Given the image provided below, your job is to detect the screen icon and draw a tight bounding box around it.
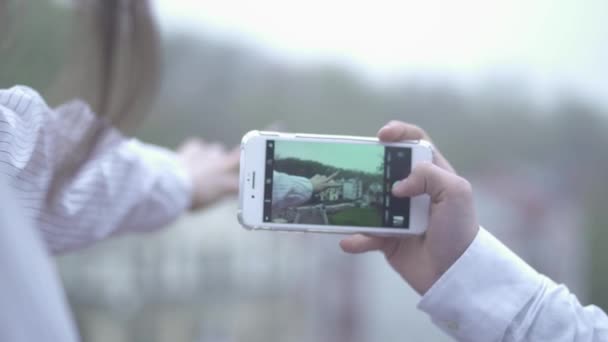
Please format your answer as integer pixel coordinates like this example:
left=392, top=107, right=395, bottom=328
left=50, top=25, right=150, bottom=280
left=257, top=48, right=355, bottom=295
left=392, top=216, right=404, bottom=227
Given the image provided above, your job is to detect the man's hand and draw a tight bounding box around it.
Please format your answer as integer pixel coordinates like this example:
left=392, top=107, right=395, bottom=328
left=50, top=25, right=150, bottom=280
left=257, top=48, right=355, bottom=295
left=177, top=139, right=240, bottom=211
left=310, top=171, right=340, bottom=193
left=339, top=121, right=479, bottom=295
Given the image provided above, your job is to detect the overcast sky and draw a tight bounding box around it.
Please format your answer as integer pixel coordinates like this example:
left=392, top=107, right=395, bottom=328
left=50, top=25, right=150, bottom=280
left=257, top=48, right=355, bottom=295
left=154, top=0, right=608, bottom=109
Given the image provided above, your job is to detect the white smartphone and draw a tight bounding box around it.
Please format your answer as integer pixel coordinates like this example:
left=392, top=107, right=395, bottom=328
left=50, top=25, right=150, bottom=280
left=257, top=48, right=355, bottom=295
left=237, top=131, right=433, bottom=236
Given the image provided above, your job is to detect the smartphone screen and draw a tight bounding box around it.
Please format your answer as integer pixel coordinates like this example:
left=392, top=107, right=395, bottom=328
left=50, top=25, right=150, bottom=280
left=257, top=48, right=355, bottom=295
left=262, top=140, right=412, bottom=229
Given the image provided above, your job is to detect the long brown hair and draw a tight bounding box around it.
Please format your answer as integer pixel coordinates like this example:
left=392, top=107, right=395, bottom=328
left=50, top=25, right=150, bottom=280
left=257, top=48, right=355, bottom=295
left=72, top=0, right=160, bottom=132
left=1, top=0, right=160, bottom=207
left=87, top=0, right=160, bottom=131
left=1, top=0, right=160, bottom=129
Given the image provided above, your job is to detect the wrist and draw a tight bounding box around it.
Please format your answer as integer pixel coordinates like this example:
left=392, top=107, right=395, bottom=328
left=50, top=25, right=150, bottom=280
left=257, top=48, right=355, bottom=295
left=432, top=224, right=480, bottom=290
left=174, top=156, right=195, bottom=210
left=418, top=227, right=542, bottom=340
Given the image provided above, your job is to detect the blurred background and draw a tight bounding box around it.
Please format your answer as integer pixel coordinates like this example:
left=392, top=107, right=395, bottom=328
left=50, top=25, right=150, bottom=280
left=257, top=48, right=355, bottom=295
left=2, top=0, right=608, bottom=341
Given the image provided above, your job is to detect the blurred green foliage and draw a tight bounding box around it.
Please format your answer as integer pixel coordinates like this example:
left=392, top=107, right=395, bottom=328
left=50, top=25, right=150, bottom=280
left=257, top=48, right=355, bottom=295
left=0, top=0, right=70, bottom=95
left=329, top=207, right=382, bottom=227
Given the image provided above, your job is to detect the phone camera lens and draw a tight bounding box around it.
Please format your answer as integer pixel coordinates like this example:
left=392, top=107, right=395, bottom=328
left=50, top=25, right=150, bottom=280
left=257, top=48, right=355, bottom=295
left=251, top=195, right=255, bottom=199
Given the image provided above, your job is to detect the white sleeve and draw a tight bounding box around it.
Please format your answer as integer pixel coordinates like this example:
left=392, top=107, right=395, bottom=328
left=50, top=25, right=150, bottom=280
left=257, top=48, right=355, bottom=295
left=418, top=227, right=608, bottom=342
left=0, top=85, right=193, bottom=254
left=272, top=171, right=313, bottom=209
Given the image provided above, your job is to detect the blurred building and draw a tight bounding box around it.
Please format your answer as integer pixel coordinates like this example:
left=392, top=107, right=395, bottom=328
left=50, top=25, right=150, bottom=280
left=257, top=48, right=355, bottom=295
left=319, top=186, right=341, bottom=202
left=342, top=179, right=363, bottom=200
left=365, top=183, right=383, bottom=205
left=318, top=178, right=365, bottom=202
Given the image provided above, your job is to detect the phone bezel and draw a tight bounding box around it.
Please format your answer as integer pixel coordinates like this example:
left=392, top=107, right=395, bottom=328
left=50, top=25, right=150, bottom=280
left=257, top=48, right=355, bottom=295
left=238, top=130, right=432, bottom=236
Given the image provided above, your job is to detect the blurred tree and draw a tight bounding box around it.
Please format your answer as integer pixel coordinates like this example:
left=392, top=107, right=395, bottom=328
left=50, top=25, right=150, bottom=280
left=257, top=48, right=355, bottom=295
left=0, top=0, right=70, bottom=98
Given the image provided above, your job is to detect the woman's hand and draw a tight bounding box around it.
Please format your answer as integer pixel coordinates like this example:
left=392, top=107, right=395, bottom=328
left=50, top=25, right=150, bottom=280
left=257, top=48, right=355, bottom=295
left=339, top=121, right=479, bottom=295
left=310, top=171, right=340, bottom=193
left=177, top=139, right=240, bottom=211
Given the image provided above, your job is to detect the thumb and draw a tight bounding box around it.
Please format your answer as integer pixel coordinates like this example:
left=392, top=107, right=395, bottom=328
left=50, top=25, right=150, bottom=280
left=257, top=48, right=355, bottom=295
left=392, top=162, right=470, bottom=202
left=222, top=146, right=241, bottom=171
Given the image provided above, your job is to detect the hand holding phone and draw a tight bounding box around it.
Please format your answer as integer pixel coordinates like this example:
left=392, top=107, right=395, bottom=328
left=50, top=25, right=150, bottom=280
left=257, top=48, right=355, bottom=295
left=340, top=121, right=479, bottom=295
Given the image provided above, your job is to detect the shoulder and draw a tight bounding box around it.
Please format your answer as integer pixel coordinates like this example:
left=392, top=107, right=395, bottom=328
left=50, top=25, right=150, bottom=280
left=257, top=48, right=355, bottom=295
left=0, top=85, right=48, bottom=114
left=0, top=85, right=97, bottom=134
left=0, top=85, right=52, bottom=132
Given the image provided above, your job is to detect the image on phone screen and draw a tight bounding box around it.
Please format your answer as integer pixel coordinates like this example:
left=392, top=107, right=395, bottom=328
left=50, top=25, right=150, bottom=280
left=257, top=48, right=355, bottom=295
left=262, top=140, right=412, bottom=228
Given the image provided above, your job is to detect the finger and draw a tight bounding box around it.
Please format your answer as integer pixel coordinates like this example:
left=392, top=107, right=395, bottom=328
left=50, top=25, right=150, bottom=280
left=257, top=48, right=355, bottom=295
left=222, top=146, right=241, bottom=170
left=220, top=175, right=240, bottom=195
left=340, top=234, right=392, bottom=254
left=392, top=162, right=469, bottom=201
left=326, top=171, right=340, bottom=181
left=378, top=121, right=427, bottom=142
left=378, top=121, right=454, bottom=172
left=431, top=149, right=455, bottom=173
left=207, top=142, right=226, bottom=153
left=177, top=138, right=204, bottom=154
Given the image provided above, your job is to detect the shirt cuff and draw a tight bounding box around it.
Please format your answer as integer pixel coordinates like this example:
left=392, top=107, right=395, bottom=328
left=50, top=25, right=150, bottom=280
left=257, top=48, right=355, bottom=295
left=124, top=140, right=194, bottom=221
left=171, top=153, right=195, bottom=209
left=417, top=227, right=543, bottom=342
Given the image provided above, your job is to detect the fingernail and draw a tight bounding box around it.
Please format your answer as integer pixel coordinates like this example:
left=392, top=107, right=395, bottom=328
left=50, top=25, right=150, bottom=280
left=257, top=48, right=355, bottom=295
left=391, top=180, right=401, bottom=192
left=378, top=125, right=391, bottom=137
